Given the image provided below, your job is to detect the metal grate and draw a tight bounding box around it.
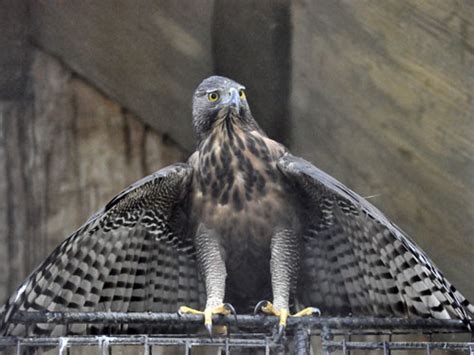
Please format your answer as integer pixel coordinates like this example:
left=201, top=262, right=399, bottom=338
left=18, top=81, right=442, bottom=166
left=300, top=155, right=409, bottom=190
left=1, top=312, right=473, bottom=354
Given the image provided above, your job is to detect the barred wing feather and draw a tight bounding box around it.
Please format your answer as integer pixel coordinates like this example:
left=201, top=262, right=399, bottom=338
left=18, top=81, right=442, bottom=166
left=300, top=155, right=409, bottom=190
left=278, top=153, right=473, bottom=325
left=0, top=163, right=205, bottom=336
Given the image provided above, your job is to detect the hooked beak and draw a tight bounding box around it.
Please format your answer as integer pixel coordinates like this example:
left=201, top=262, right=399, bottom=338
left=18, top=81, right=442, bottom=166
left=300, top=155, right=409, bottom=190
left=222, top=88, right=240, bottom=111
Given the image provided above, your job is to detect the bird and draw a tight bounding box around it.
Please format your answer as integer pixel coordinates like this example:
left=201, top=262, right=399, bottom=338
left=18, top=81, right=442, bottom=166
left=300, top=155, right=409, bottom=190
left=1, top=75, right=472, bottom=338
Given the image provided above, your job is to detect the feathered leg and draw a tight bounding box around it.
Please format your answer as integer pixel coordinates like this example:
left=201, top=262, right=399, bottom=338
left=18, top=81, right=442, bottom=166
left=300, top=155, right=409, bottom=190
left=179, top=224, right=235, bottom=335
left=255, top=228, right=319, bottom=338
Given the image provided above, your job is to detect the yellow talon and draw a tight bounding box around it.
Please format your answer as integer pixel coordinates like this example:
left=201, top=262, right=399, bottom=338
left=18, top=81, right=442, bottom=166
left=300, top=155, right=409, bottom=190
left=204, top=307, right=213, bottom=328
left=293, top=306, right=321, bottom=318
left=261, top=302, right=280, bottom=316
left=178, top=306, right=205, bottom=315
left=254, top=301, right=320, bottom=340
left=279, top=308, right=289, bottom=327
left=255, top=301, right=320, bottom=319
left=178, top=303, right=236, bottom=336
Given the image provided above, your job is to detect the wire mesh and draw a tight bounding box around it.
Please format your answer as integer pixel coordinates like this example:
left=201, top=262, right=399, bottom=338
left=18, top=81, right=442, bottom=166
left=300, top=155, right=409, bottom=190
left=0, top=312, right=472, bottom=354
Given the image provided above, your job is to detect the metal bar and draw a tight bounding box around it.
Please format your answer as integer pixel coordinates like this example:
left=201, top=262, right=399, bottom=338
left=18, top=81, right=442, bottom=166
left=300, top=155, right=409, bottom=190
left=225, top=337, right=230, bottom=355
left=321, top=325, right=333, bottom=355
left=426, top=342, right=432, bottom=355
left=0, top=335, right=272, bottom=348
left=143, top=336, right=149, bottom=355
left=10, top=312, right=472, bottom=332
left=294, top=325, right=310, bottom=355
left=58, top=337, right=68, bottom=355
left=4, top=312, right=473, bottom=353
left=99, top=336, right=110, bottom=355
left=323, top=341, right=474, bottom=351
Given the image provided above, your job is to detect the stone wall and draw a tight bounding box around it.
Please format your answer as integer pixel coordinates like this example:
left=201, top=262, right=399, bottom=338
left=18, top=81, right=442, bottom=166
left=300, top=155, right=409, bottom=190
left=290, top=0, right=474, bottom=300
left=0, top=0, right=472, bottom=315
left=0, top=50, right=185, bottom=303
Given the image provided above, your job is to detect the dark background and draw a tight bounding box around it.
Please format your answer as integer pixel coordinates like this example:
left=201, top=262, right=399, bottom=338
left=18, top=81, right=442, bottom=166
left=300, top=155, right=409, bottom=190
left=0, top=0, right=472, bottom=307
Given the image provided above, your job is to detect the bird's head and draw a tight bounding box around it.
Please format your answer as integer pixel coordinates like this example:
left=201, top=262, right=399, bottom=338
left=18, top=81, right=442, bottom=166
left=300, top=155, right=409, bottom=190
left=192, top=76, right=256, bottom=141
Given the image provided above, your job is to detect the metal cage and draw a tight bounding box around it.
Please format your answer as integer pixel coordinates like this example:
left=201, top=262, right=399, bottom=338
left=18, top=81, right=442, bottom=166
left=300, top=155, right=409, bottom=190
left=0, top=312, right=473, bottom=354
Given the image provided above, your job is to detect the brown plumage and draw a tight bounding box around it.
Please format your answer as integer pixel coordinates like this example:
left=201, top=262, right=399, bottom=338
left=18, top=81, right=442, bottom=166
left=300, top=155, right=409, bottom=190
left=189, top=102, right=295, bottom=311
left=1, top=75, right=472, bottom=338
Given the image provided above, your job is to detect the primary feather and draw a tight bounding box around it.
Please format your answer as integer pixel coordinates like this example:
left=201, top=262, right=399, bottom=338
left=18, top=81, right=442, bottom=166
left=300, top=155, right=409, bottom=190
left=1, top=164, right=205, bottom=336
left=278, top=154, right=472, bottom=324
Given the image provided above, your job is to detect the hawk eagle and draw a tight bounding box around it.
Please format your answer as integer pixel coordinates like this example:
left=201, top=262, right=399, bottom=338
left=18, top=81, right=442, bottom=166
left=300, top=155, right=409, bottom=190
left=1, top=76, right=472, bottom=337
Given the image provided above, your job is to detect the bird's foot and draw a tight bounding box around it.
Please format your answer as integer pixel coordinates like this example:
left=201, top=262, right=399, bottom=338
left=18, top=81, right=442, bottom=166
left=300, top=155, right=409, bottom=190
left=254, top=301, right=320, bottom=340
left=292, top=307, right=321, bottom=318
left=254, top=300, right=288, bottom=340
left=178, top=303, right=236, bottom=336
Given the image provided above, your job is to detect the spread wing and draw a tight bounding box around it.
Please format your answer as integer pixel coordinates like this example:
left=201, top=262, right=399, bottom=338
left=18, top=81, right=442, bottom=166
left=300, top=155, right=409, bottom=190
left=0, top=163, right=205, bottom=336
left=278, top=153, right=473, bottom=323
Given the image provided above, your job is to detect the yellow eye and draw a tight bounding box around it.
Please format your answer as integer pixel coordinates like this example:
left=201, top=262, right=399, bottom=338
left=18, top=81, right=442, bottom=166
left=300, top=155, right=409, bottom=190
left=239, top=89, right=246, bottom=100
left=208, top=91, right=220, bottom=102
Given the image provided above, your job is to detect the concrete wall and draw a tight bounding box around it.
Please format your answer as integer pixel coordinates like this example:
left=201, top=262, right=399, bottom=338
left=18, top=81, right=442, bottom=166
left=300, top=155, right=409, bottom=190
left=0, top=50, right=185, bottom=301
left=290, top=0, right=474, bottom=301
left=0, top=0, right=472, bottom=307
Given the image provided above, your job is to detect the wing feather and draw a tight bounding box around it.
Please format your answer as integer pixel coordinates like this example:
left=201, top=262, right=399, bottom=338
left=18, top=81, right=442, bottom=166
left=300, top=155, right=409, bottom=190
left=278, top=153, right=472, bottom=324
left=1, top=163, right=204, bottom=336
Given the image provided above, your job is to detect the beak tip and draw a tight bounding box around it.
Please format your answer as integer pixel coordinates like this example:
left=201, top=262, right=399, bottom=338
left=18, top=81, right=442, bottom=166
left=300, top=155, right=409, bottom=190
left=224, top=89, right=241, bottom=111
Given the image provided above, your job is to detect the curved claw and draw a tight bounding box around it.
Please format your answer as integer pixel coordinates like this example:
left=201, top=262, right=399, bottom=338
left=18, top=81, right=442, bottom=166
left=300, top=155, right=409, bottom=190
left=204, top=307, right=213, bottom=337
left=275, top=324, right=286, bottom=342
left=275, top=308, right=289, bottom=342
left=205, top=322, right=213, bottom=339
left=223, top=303, right=237, bottom=318
left=253, top=300, right=270, bottom=315
left=202, top=303, right=236, bottom=338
